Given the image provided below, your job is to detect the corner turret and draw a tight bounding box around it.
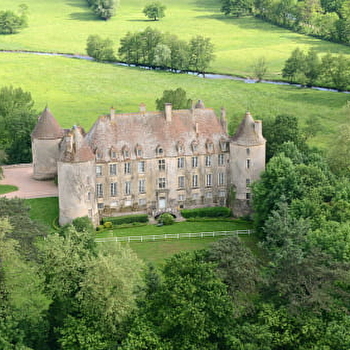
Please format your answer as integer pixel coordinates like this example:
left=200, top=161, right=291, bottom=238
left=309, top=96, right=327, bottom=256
left=229, top=112, right=266, bottom=216
left=31, top=107, right=64, bottom=180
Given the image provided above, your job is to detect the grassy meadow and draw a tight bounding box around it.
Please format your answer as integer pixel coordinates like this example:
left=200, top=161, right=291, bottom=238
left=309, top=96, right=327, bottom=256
left=0, top=184, right=18, bottom=194
left=0, top=52, right=348, bottom=148
left=1, top=0, right=350, bottom=78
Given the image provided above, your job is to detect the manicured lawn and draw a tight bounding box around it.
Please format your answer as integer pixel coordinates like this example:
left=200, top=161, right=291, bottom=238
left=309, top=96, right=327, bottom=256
left=26, top=197, right=59, bottom=228
left=96, top=219, right=252, bottom=238
left=1, top=0, right=350, bottom=78
left=0, top=53, right=347, bottom=149
left=0, top=184, right=18, bottom=194
left=125, top=234, right=259, bottom=265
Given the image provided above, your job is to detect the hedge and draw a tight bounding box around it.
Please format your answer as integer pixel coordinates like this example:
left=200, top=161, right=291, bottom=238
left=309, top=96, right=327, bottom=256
left=180, top=206, right=231, bottom=219
left=102, top=214, right=149, bottom=225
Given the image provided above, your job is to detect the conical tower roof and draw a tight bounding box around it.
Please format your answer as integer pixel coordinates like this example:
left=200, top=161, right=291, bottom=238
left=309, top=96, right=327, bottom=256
left=31, top=107, right=63, bottom=139
left=231, top=112, right=265, bottom=146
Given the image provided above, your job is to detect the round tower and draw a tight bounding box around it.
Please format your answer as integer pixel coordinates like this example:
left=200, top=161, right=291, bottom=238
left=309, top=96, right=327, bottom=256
left=229, top=112, right=266, bottom=216
left=31, top=107, right=64, bottom=180
left=58, top=126, right=99, bottom=226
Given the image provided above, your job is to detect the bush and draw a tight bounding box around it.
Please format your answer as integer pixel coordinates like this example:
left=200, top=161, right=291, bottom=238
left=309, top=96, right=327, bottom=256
left=158, top=213, right=174, bottom=225
left=96, top=225, right=105, bottom=231
left=72, top=216, right=94, bottom=232
left=181, top=206, right=231, bottom=219
left=102, top=214, right=149, bottom=226
left=103, top=221, right=113, bottom=229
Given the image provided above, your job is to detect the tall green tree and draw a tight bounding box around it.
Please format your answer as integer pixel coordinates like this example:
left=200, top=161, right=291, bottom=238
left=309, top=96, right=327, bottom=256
left=188, top=36, right=215, bottom=75
left=282, top=47, right=306, bottom=82
left=220, top=0, right=254, bottom=16
left=86, top=34, right=115, bottom=61
left=89, top=0, right=119, bottom=20
left=143, top=2, right=166, bottom=21
left=156, top=87, right=192, bottom=111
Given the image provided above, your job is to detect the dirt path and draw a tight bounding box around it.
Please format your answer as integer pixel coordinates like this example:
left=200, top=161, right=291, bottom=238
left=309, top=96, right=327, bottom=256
left=0, top=164, right=58, bottom=199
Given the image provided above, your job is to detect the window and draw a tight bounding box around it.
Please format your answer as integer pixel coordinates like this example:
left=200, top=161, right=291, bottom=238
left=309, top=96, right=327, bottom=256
left=109, top=163, right=117, bottom=176
left=156, top=146, right=164, bottom=156
left=139, top=179, right=145, bottom=193
left=178, top=176, right=185, bottom=188
left=97, top=203, right=104, bottom=209
left=124, top=162, right=131, bottom=174
left=178, top=194, right=185, bottom=201
left=220, top=140, right=228, bottom=151
left=246, top=148, right=250, bottom=155
left=218, top=172, right=225, bottom=185
left=110, top=182, right=117, bottom=197
left=206, top=173, right=212, bottom=187
left=207, top=142, right=214, bottom=152
left=192, top=141, right=198, bottom=152
left=158, top=159, right=165, bottom=171
left=135, top=146, right=142, bottom=157
left=96, top=183, right=103, bottom=198
left=177, top=157, right=185, bottom=168
left=139, top=198, right=147, bottom=206
left=96, top=165, right=102, bottom=177
left=246, top=159, right=251, bottom=169
left=158, top=177, right=166, bottom=189
left=138, top=161, right=145, bottom=173
left=246, top=178, right=251, bottom=187
left=125, top=181, right=131, bottom=195
left=192, top=156, right=198, bottom=168
left=87, top=192, right=91, bottom=200
left=205, top=192, right=212, bottom=198
left=192, top=174, right=198, bottom=188
left=96, top=151, right=102, bottom=160
left=219, top=190, right=226, bottom=197
left=246, top=192, right=251, bottom=200
left=193, top=193, right=199, bottom=199
left=111, top=150, right=117, bottom=159
left=177, top=142, right=184, bottom=154
left=218, top=154, right=225, bottom=166
left=205, top=155, right=212, bottom=167
left=122, top=147, right=130, bottom=159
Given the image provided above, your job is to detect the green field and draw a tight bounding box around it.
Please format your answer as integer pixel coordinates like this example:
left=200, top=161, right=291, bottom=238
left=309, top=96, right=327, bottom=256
left=0, top=0, right=350, bottom=78
left=0, top=184, right=18, bottom=194
left=26, top=197, right=59, bottom=228
left=0, top=53, right=348, bottom=149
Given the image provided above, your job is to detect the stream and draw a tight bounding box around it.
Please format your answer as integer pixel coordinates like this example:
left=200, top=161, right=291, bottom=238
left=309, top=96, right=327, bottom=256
left=1, top=49, right=349, bottom=94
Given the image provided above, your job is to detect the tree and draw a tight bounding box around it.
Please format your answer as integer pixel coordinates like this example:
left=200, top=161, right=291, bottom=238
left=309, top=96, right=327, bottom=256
left=0, top=5, right=28, bottom=34
left=153, top=43, right=171, bottom=69
left=89, top=0, right=119, bottom=20
left=252, top=56, right=268, bottom=81
left=0, top=86, right=37, bottom=164
left=303, top=49, right=321, bottom=86
left=220, top=0, right=254, bottom=16
left=143, top=2, right=166, bottom=21
left=188, top=36, right=215, bottom=75
left=282, top=47, right=306, bottom=82
left=156, top=87, right=192, bottom=111
left=86, top=35, right=115, bottom=62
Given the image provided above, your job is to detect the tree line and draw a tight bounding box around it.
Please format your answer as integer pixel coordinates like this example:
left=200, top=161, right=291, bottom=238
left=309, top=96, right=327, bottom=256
left=282, top=47, right=350, bottom=90
left=220, top=0, right=350, bottom=45
left=86, top=27, right=215, bottom=75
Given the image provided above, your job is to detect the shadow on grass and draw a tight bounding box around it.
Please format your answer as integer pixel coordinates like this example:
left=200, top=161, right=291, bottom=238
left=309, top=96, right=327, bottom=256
left=69, top=12, right=98, bottom=21
left=128, top=19, right=157, bottom=22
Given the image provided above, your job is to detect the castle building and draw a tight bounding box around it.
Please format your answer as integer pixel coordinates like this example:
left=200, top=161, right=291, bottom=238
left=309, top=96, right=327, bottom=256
left=31, top=101, right=266, bottom=226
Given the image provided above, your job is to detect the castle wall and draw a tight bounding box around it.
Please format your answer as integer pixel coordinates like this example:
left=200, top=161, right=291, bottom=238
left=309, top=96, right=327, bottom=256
left=32, top=138, right=61, bottom=180
left=58, top=160, right=98, bottom=226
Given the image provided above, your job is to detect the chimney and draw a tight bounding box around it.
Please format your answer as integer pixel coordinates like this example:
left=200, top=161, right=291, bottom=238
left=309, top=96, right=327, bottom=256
left=139, top=103, right=146, bottom=113
left=165, top=103, right=172, bottom=122
left=254, top=120, right=262, bottom=137
left=220, top=107, right=227, bottom=132
left=110, top=107, right=115, bottom=119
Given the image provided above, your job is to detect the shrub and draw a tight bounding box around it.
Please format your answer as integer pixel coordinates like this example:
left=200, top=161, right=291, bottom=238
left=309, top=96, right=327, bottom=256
left=158, top=213, right=174, bottom=225
left=102, top=214, right=149, bottom=226
left=103, top=221, right=113, bottom=229
left=181, top=206, right=231, bottom=219
left=72, top=216, right=94, bottom=232
left=96, top=225, right=105, bottom=231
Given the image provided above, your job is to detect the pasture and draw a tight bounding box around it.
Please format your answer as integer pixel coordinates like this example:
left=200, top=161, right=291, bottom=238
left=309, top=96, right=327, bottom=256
left=0, top=0, right=350, bottom=78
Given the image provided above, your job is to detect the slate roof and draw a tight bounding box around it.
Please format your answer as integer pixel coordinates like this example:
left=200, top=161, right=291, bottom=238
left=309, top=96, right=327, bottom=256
left=231, top=112, right=266, bottom=146
left=31, top=107, right=64, bottom=139
left=85, top=105, right=229, bottom=161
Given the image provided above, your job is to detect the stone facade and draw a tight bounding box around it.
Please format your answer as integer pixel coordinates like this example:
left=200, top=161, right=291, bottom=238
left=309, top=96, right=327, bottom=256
left=31, top=102, right=266, bottom=225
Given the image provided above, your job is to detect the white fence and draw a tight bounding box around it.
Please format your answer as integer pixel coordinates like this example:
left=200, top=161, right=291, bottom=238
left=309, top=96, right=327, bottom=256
left=95, top=229, right=252, bottom=243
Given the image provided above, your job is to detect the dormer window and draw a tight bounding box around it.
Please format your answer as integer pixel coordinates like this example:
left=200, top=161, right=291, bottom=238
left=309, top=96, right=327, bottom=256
left=220, top=139, right=228, bottom=152
left=135, top=145, right=143, bottom=158
left=110, top=148, right=117, bottom=159
left=206, top=140, right=214, bottom=153
left=191, top=141, right=198, bottom=153
left=177, top=141, right=184, bottom=154
left=156, top=145, right=164, bottom=156
left=96, top=149, right=102, bottom=160
left=122, top=146, right=130, bottom=159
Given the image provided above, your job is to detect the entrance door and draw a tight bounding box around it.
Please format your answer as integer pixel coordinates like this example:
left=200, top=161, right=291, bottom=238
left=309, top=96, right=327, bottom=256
left=158, top=197, right=166, bottom=209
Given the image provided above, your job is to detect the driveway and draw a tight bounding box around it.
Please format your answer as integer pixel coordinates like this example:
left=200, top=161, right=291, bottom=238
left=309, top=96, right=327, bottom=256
left=0, top=164, right=58, bottom=199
